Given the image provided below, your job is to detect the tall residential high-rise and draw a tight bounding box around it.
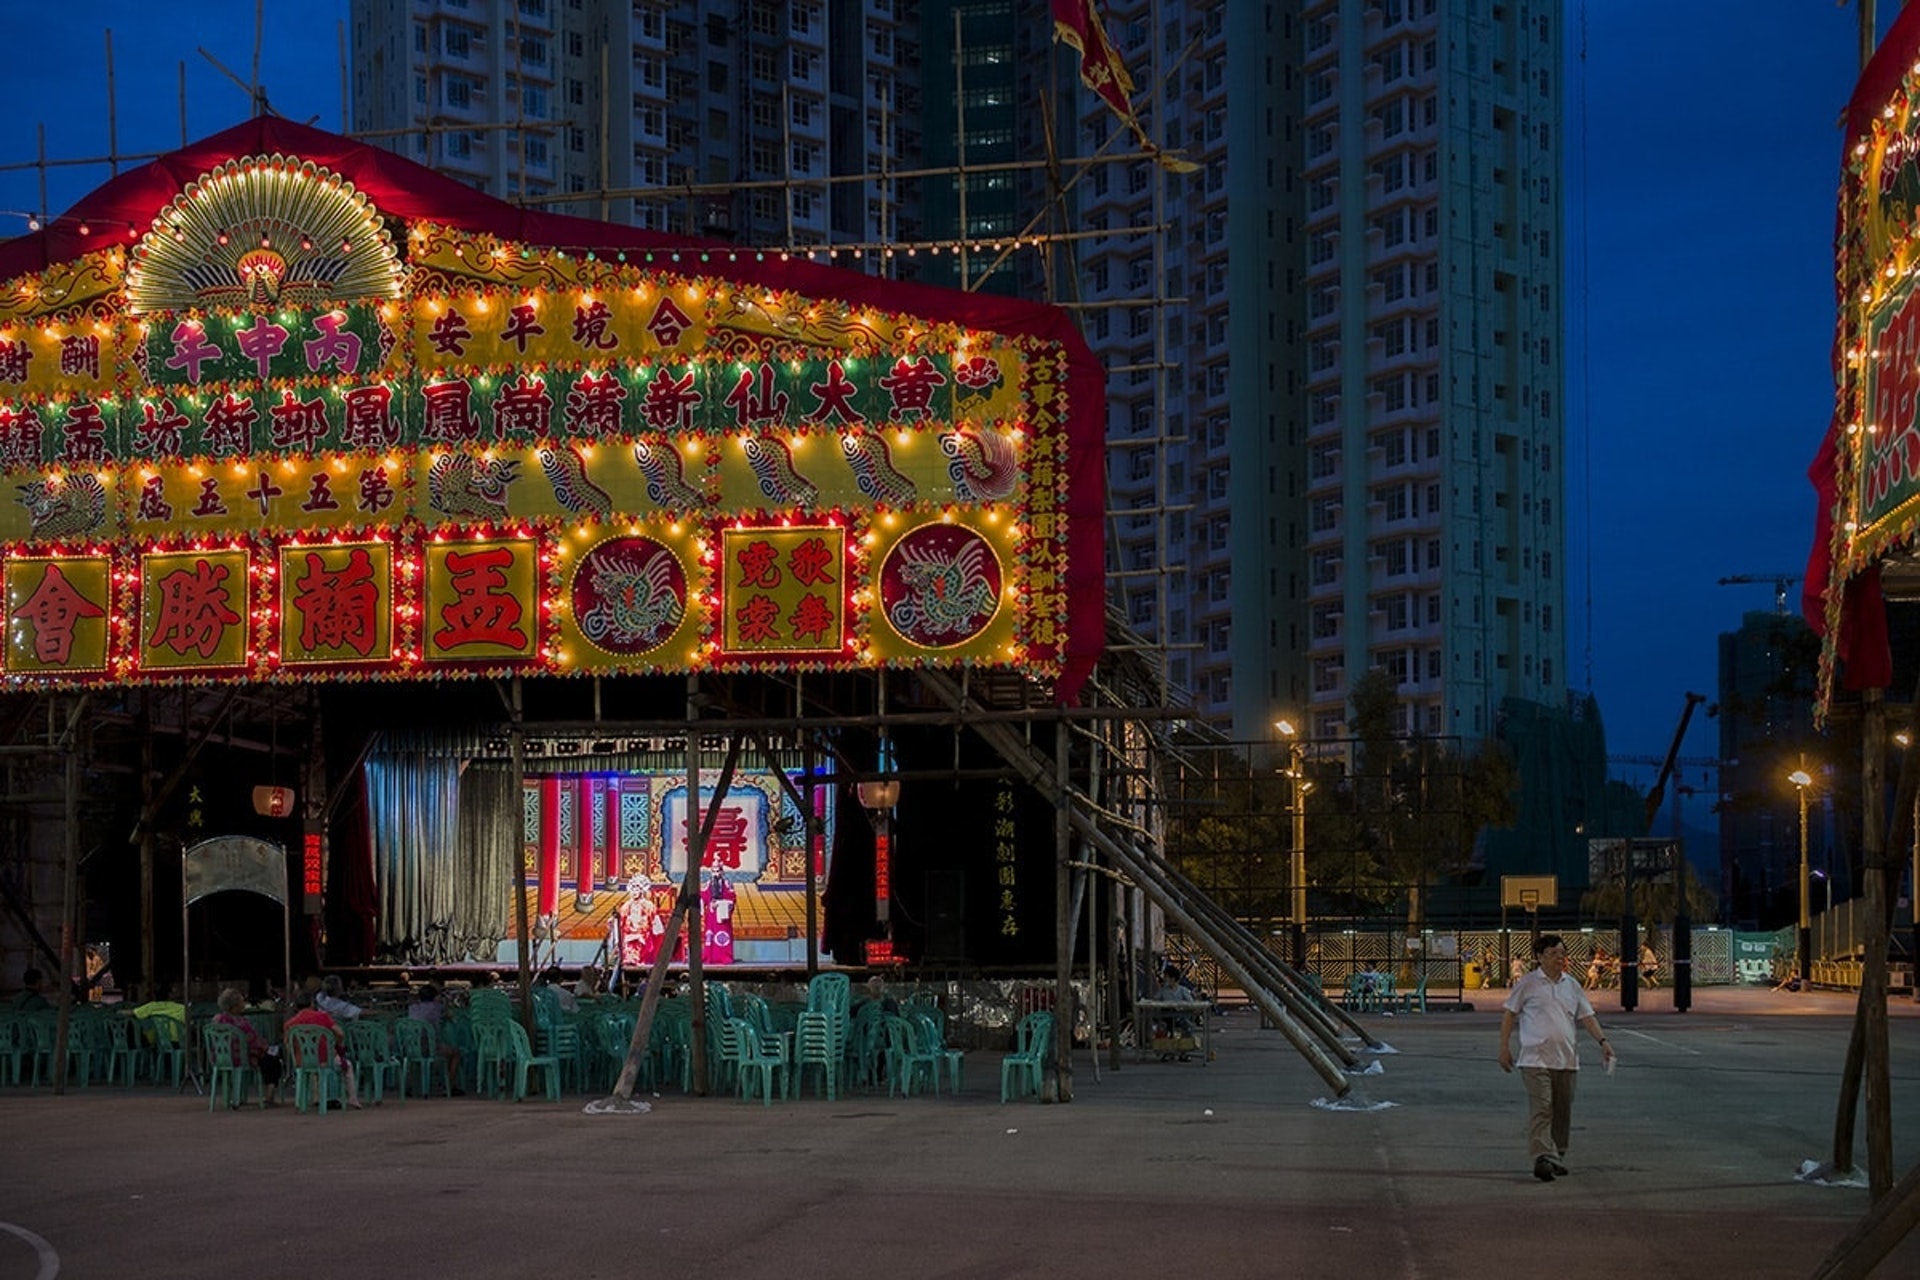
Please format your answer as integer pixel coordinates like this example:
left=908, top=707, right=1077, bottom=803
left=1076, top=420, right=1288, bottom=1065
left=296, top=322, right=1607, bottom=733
left=350, top=0, right=1567, bottom=749
left=1081, top=0, right=1566, bottom=745
left=349, top=0, right=918, bottom=247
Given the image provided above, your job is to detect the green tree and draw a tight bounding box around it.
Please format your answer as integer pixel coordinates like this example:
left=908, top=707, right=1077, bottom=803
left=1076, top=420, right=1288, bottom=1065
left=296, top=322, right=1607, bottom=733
left=1580, top=856, right=1719, bottom=924
left=1307, top=670, right=1521, bottom=947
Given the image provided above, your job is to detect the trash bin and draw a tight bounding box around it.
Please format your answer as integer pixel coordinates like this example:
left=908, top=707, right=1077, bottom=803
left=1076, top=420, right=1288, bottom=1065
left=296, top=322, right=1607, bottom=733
left=1463, top=961, right=1484, bottom=991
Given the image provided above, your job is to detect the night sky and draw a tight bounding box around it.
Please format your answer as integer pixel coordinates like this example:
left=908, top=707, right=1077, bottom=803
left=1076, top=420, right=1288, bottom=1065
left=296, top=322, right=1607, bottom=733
left=0, top=1, right=1880, bottom=793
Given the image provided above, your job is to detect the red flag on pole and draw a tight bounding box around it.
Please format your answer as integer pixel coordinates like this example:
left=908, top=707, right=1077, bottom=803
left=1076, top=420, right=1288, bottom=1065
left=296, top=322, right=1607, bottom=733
left=1051, top=0, right=1199, bottom=173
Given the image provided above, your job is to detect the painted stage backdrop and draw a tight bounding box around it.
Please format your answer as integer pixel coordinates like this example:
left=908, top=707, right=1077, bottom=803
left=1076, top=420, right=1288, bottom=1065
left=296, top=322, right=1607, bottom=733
left=0, top=119, right=1104, bottom=694
left=517, top=767, right=834, bottom=969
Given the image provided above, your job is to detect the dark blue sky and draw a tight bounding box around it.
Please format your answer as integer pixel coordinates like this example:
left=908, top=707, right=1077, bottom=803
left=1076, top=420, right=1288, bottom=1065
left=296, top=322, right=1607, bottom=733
left=0, top=1, right=1875, bottom=780
left=1569, top=1, right=1864, bottom=787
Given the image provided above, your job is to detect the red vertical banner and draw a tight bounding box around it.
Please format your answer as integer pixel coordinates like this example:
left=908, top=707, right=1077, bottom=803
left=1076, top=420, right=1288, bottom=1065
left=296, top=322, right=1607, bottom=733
left=538, top=777, right=562, bottom=918
left=874, top=829, right=892, bottom=924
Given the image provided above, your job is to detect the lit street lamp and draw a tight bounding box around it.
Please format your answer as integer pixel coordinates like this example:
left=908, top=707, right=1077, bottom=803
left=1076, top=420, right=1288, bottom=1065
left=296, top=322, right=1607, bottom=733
left=1275, top=719, right=1311, bottom=969
left=857, top=746, right=901, bottom=966
left=1789, top=761, right=1813, bottom=988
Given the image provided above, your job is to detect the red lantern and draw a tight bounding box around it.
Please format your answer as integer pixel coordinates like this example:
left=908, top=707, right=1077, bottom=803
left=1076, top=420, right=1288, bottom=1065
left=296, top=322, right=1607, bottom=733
left=251, top=785, right=296, bottom=818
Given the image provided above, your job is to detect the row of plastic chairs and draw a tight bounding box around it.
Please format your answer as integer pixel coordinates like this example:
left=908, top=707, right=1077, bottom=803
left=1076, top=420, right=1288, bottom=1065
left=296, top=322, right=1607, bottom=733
left=0, top=1012, right=185, bottom=1090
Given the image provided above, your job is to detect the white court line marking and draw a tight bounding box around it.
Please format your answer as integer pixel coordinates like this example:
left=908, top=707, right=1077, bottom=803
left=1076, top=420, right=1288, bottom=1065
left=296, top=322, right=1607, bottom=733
left=0, top=1221, right=59, bottom=1279
left=1615, top=1028, right=1702, bottom=1056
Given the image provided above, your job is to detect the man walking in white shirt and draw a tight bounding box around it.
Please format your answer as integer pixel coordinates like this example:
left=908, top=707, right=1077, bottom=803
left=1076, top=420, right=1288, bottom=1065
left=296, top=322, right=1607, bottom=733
left=1498, top=934, right=1615, bottom=1182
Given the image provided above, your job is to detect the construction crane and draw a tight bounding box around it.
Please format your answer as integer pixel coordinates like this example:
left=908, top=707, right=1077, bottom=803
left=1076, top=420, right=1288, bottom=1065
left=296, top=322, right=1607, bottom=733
left=1717, top=572, right=1801, bottom=615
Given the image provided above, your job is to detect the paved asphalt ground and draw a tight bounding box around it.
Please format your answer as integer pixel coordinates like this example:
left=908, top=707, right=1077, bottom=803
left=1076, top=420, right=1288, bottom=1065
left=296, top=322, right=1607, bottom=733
left=2, top=985, right=1918, bottom=1280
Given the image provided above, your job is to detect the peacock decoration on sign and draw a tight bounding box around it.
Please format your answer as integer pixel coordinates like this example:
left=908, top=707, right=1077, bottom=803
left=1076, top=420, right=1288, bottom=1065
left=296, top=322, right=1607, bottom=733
left=840, top=431, right=917, bottom=506
left=939, top=427, right=1018, bottom=502
left=536, top=446, right=613, bottom=518
left=124, top=156, right=403, bottom=314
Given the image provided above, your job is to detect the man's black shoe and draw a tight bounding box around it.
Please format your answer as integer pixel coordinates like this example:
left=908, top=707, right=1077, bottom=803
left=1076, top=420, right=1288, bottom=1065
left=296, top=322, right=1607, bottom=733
left=1533, top=1156, right=1557, bottom=1182
left=1545, top=1155, right=1569, bottom=1177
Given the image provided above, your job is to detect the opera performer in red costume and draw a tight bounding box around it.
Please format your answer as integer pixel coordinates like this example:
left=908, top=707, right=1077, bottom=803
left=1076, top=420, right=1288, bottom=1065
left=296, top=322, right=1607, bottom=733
left=615, top=876, right=664, bottom=983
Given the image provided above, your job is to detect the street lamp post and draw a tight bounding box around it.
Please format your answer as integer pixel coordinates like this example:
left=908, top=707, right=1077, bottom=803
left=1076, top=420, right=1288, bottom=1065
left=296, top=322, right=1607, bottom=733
left=1789, top=760, right=1813, bottom=988
left=1276, top=720, right=1309, bottom=970
left=857, top=734, right=901, bottom=966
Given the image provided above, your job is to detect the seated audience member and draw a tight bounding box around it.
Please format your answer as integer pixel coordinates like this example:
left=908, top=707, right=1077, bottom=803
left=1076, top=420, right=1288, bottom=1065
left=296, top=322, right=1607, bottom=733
left=406, top=983, right=466, bottom=1093
left=284, top=989, right=362, bottom=1109
left=213, top=987, right=282, bottom=1106
left=538, top=966, right=579, bottom=1013
left=10, top=967, right=51, bottom=1013
left=316, top=975, right=362, bottom=1021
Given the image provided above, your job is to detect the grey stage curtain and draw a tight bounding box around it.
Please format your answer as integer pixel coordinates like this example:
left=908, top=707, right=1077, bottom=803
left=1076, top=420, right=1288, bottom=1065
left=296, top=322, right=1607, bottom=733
left=364, top=750, right=521, bottom=963
left=453, top=765, right=520, bottom=961
left=365, top=748, right=462, bottom=960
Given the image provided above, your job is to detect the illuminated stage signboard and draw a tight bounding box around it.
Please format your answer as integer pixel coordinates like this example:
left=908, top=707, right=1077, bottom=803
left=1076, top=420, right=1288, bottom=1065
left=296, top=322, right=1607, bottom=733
left=0, top=147, right=1076, bottom=688
left=1843, top=60, right=1920, bottom=572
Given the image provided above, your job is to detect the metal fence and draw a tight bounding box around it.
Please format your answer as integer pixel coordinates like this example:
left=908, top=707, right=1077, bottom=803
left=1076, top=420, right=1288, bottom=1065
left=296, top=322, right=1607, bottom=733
left=1172, top=924, right=1741, bottom=1001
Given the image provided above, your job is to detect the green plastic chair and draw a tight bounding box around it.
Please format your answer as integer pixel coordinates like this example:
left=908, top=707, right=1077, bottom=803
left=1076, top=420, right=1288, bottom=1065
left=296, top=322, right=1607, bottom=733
left=732, top=1018, right=789, bottom=1106
left=284, top=1024, right=346, bottom=1114
left=393, top=1017, right=453, bottom=1098
left=21, top=1015, right=58, bottom=1087
left=466, top=1006, right=519, bottom=1098
left=651, top=1003, right=694, bottom=1092
left=0, top=1018, right=26, bottom=1085
left=1000, top=1011, right=1052, bottom=1103
left=498, top=1020, right=561, bottom=1102
left=792, top=1010, right=841, bottom=1100
left=909, top=1009, right=964, bottom=1094
left=101, top=1016, right=143, bottom=1086
left=346, top=1021, right=402, bottom=1106
left=143, top=1015, right=186, bottom=1088
left=203, top=1023, right=257, bottom=1110
left=63, top=1014, right=112, bottom=1087
left=883, top=1015, right=938, bottom=1097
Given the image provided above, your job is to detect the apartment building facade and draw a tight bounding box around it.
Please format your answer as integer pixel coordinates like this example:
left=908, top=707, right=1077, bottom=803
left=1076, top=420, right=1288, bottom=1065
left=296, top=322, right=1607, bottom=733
left=351, top=0, right=1566, bottom=749
left=351, top=0, right=919, bottom=247
left=1080, top=0, right=1566, bottom=746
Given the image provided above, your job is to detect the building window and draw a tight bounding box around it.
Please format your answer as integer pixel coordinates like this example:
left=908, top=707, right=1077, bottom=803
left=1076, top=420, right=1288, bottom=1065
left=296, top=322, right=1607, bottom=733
left=1374, top=484, right=1409, bottom=522
left=1379, top=648, right=1409, bottom=684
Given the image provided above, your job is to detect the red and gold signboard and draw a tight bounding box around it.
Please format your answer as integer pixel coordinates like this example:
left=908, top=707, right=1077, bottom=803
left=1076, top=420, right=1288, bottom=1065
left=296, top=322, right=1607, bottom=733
left=0, top=121, right=1101, bottom=692
left=278, top=539, right=394, bottom=666
left=4, top=555, right=111, bottom=675
left=138, top=545, right=251, bottom=674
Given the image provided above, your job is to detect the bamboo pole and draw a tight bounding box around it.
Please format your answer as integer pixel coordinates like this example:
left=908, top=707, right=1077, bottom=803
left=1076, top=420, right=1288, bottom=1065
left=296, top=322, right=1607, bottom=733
left=1052, top=718, right=1073, bottom=1102
left=507, top=678, right=536, bottom=1042
left=51, top=696, right=85, bottom=1093
left=684, top=682, right=707, bottom=1096
left=1860, top=688, right=1893, bottom=1198
left=607, top=731, right=742, bottom=1103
